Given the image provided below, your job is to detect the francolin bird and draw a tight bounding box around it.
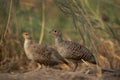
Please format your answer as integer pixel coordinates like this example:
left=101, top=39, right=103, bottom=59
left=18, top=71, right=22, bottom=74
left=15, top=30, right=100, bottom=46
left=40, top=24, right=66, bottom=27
left=49, top=29, right=96, bottom=71
left=23, top=32, right=69, bottom=69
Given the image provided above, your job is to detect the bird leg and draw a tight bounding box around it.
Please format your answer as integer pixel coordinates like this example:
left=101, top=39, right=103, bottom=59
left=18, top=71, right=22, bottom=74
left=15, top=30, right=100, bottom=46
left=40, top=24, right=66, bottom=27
left=37, top=63, right=42, bottom=69
left=72, top=62, right=78, bottom=72
left=81, top=59, right=89, bottom=66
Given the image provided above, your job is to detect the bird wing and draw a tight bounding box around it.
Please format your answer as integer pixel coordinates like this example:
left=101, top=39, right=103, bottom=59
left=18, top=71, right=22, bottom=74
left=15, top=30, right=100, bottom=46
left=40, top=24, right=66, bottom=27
left=30, top=44, right=51, bottom=61
left=47, top=46, right=69, bottom=65
left=64, top=41, right=93, bottom=61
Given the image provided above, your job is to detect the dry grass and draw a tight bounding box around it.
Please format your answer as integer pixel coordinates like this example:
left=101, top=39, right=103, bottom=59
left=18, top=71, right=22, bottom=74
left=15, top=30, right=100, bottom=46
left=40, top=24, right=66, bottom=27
left=97, top=39, right=120, bottom=69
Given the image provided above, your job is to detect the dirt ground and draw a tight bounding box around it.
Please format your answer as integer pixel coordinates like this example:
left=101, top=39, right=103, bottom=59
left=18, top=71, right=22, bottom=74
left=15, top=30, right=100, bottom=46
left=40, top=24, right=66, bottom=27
left=0, top=67, right=120, bottom=80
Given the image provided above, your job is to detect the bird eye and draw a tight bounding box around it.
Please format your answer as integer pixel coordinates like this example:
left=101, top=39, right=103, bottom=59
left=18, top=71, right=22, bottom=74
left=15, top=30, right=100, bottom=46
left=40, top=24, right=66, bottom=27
left=25, top=33, right=28, bottom=35
left=55, top=30, right=56, bottom=32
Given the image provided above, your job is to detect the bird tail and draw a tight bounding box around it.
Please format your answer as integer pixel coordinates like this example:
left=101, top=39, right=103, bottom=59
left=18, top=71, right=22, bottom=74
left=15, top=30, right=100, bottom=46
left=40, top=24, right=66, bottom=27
left=62, top=60, right=69, bottom=65
left=48, top=60, right=59, bottom=66
left=89, top=55, right=97, bottom=64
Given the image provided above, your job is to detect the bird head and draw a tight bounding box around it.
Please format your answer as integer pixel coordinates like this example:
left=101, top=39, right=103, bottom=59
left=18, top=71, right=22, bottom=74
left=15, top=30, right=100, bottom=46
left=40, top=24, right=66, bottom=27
left=22, top=32, right=32, bottom=40
left=49, top=29, right=62, bottom=37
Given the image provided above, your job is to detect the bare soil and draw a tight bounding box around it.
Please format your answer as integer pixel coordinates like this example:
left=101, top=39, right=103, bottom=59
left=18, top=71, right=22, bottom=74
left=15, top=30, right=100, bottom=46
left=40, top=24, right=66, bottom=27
left=0, top=67, right=120, bottom=80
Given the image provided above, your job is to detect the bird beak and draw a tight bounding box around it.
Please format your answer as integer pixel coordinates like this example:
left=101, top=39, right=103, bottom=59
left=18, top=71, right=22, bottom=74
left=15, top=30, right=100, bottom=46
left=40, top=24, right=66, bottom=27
left=22, top=33, right=25, bottom=37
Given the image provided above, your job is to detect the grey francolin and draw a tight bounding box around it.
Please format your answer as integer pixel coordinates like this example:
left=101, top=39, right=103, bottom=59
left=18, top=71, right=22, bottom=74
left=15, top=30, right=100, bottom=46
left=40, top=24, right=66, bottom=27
left=22, top=32, right=69, bottom=69
left=49, top=29, right=96, bottom=71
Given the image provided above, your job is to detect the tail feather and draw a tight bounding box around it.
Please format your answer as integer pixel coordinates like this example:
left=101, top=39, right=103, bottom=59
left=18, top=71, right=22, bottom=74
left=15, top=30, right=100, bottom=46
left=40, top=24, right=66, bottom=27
left=89, top=55, right=97, bottom=64
left=48, top=60, right=59, bottom=66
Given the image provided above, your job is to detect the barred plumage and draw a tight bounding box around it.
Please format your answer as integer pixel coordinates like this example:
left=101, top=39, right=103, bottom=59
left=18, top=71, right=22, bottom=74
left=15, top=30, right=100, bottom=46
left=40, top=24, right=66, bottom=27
left=49, top=29, right=96, bottom=71
left=23, top=32, right=69, bottom=68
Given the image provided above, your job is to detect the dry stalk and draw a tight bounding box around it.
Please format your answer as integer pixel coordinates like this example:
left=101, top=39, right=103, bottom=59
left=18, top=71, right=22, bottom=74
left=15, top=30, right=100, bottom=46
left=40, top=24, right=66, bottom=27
left=39, top=0, right=45, bottom=44
left=3, top=0, right=12, bottom=39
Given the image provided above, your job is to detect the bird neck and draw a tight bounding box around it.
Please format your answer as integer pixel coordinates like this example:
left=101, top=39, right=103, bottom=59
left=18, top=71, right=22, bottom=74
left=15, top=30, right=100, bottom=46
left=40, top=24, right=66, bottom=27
left=55, top=35, right=63, bottom=44
left=24, top=39, right=33, bottom=48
